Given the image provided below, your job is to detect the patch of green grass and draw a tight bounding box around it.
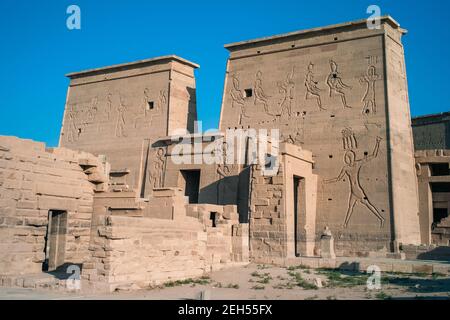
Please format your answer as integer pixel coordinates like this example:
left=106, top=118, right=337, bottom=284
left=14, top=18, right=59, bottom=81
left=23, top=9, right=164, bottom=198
left=226, top=283, right=240, bottom=289
left=287, top=264, right=310, bottom=271
left=273, top=282, right=295, bottom=289
left=375, top=291, right=392, bottom=300
left=287, top=271, right=318, bottom=290
left=317, top=269, right=368, bottom=288
left=251, top=271, right=272, bottom=284
left=304, top=295, right=319, bottom=300
left=326, top=295, right=337, bottom=300
left=164, top=277, right=211, bottom=287
left=257, top=264, right=270, bottom=270
left=432, top=272, right=445, bottom=280
left=251, top=284, right=265, bottom=290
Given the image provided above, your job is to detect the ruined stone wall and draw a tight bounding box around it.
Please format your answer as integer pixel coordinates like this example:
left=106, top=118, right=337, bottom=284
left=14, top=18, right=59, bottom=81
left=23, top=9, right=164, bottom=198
left=83, top=211, right=248, bottom=292
left=219, top=17, right=420, bottom=254
left=0, top=136, right=106, bottom=275
left=248, top=163, right=287, bottom=262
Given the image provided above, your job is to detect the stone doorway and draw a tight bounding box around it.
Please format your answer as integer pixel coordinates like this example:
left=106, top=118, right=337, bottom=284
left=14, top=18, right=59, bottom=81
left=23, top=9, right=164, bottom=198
left=180, top=170, right=201, bottom=204
left=293, top=176, right=306, bottom=257
left=43, top=210, right=68, bottom=272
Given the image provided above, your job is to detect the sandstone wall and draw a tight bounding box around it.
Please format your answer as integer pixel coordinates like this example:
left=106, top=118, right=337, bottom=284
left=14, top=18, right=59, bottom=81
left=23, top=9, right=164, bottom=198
left=60, top=56, right=198, bottom=195
left=83, top=211, right=248, bottom=292
left=219, top=17, right=420, bottom=254
left=0, top=136, right=106, bottom=275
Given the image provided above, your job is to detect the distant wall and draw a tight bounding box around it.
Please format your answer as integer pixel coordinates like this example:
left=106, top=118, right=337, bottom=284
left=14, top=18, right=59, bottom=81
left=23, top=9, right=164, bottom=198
left=412, top=113, right=450, bottom=151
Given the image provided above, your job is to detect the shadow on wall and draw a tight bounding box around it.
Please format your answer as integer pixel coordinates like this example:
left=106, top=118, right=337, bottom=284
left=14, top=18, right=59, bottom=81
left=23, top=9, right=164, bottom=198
left=44, top=263, right=83, bottom=280
left=417, top=247, right=450, bottom=262
left=198, top=167, right=251, bottom=224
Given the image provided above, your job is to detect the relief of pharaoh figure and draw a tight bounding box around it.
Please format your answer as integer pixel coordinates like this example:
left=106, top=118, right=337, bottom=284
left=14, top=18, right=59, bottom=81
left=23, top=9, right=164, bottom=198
left=305, top=62, right=326, bottom=111
left=277, top=67, right=295, bottom=117
left=254, top=71, right=270, bottom=114
left=325, top=136, right=384, bottom=228
left=66, top=105, right=78, bottom=142
left=230, top=75, right=247, bottom=125
left=216, top=141, right=232, bottom=204
left=115, top=96, right=127, bottom=137
left=326, top=60, right=352, bottom=109
left=360, top=65, right=379, bottom=115
left=149, top=147, right=165, bottom=189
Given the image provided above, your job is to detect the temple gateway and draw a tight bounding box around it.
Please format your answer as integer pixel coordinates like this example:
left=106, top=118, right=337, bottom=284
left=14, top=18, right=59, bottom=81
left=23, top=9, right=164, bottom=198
left=0, top=16, right=449, bottom=291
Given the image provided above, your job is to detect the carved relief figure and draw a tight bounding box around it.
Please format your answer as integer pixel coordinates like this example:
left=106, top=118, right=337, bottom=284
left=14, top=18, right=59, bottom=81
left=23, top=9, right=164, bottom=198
left=277, top=67, right=295, bottom=117
left=217, top=141, right=232, bottom=204
left=325, top=137, right=384, bottom=228
left=360, top=65, right=379, bottom=115
left=305, top=63, right=325, bottom=111
left=342, top=127, right=357, bottom=150
left=254, top=71, right=270, bottom=113
left=157, top=89, right=167, bottom=113
left=134, top=88, right=150, bottom=128
left=149, top=147, right=165, bottom=189
left=106, top=93, right=113, bottom=120
left=66, top=105, right=78, bottom=143
left=115, top=95, right=127, bottom=137
left=230, top=75, right=247, bottom=125
left=326, top=60, right=352, bottom=109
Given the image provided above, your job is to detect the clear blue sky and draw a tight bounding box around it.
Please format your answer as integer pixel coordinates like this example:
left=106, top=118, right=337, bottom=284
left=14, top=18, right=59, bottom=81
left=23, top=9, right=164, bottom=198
left=0, top=0, right=448, bottom=147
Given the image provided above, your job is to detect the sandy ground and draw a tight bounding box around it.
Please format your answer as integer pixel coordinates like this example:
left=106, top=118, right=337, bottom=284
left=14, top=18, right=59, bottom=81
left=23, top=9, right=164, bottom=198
left=1, top=263, right=449, bottom=300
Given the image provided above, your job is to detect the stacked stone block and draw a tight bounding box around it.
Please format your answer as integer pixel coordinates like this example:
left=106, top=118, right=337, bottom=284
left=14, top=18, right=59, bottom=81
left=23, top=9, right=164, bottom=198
left=0, top=136, right=106, bottom=276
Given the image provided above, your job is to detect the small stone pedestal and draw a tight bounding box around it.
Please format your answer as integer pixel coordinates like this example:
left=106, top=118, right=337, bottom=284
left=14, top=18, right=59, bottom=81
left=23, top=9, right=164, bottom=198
left=320, top=226, right=336, bottom=259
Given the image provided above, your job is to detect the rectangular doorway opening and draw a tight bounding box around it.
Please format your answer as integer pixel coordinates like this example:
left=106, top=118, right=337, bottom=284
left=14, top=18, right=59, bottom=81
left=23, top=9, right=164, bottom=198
left=43, top=210, right=68, bottom=272
left=293, top=176, right=306, bottom=257
left=180, top=170, right=201, bottom=204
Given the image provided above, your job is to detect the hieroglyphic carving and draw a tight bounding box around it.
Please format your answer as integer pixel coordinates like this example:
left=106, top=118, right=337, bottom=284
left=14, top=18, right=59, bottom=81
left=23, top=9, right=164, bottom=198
left=326, top=60, right=352, bottom=109
left=365, top=55, right=379, bottom=65
left=254, top=71, right=270, bottom=113
left=230, top=75, right=247, bottom=125
left=115, top=95, right=127, bottom=137
left=341, top=127, right=357, bottom=150
left=305, top=63, right=325, bottom=111
left=277, top=67, right=295, bottom=117
left=360, top=66, right=379, bottom=115
left=364, top=120, right=382, bottom=131
left=325, top=137, right=384, bottom=228
left=148, top=147, right=166, bottom=189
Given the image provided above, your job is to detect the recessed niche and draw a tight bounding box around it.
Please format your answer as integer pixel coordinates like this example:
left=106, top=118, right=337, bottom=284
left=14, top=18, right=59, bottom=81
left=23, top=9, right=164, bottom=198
left=244, top=88, right=253, bottom=97
left=147, top=101, right=154, bottom=110
left=329, top=155, right=333, bottom=159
